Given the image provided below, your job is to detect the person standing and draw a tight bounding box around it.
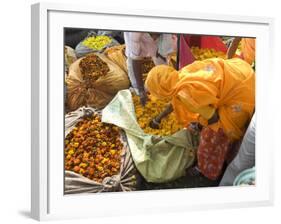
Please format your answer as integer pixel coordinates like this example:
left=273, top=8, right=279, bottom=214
left=124, top=32, right=176, bottom=105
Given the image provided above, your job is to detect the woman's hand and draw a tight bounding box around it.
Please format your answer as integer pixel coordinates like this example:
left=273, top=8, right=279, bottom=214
left=188, top=122, right=202, bottom=135
left=149, top=119, right=161, bottom=129
left=149, top=103, right=174, bottom=129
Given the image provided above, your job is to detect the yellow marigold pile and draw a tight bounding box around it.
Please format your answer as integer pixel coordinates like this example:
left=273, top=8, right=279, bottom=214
left=82, top=35, right=112, bottom=51
left=142, top=58, right=155, bottom=74
left=142, top=58, right=155, bottom=81
left=191, top=47, right=226, bottom=60
left=133, top=94, right=183, bottom=136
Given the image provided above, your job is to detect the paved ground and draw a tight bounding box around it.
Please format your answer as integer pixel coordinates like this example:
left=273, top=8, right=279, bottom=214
left=135, top=165, right=227, bottom=191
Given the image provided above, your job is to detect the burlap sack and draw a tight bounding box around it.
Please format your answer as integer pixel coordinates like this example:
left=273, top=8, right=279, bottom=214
left=66, top=53, right=130, bottom=111
left=104, top=44, right=128, bottom=73
left=64, top=107, right=137, bottom=194
left=64, top=46, right=77, bottom=73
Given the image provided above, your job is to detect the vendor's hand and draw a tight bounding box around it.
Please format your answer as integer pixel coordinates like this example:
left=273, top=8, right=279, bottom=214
left=149, top=119, right=160, bottom=129
left=149, top=104, right=173, bottom=129
left=188, top=122, right=202, bottom=135
left=139, top=90, right=148, bottom=107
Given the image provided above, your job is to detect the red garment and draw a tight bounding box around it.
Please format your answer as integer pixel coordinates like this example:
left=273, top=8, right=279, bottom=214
left=200, top=36, right=227, bottom=53
left=197, top=127, right=231, bottom=180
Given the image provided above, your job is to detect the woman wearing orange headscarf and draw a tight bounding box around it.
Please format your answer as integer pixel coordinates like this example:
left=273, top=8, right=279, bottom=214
left=227, top=37, right=256, bottom=65
left=145, top=58, right=255, bottom=180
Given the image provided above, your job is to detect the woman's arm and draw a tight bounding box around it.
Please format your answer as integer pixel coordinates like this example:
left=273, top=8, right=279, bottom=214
left=149, top=104, right=218, bottom=129
left=149, top=103, right=173, bottom=129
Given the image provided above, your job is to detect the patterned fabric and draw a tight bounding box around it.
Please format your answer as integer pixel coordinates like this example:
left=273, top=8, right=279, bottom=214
left=197, top=127, right=231, bottom=180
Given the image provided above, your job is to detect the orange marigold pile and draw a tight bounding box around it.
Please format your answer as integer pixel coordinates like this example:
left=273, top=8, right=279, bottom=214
left=65, top=113, right=123, bottom=183
left=79, top=54, right=110, bottom=86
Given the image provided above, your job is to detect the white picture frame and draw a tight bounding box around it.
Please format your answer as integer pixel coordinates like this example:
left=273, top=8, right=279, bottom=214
left=31, top=2, right=275, bottom=221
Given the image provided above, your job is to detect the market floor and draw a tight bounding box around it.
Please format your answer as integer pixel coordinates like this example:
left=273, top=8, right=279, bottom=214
left=136, top=166, right=226, bottom=191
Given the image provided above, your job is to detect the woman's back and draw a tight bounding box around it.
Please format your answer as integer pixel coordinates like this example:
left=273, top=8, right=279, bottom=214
left=146, top=58, right=255, bottom=140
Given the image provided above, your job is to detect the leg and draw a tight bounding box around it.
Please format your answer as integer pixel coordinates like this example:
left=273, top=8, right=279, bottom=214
left=127, top=57, right=138, bottom=91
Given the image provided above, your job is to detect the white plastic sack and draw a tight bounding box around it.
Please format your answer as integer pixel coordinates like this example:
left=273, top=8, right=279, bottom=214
left=64, top=107, right=137, bottom=194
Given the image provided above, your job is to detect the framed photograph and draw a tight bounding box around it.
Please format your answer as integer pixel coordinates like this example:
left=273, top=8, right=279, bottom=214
left=31, top=2, right=274, bottom=221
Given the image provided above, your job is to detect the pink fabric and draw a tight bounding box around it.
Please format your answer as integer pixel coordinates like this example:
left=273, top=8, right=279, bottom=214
left=124, top=32, right=158, bottom=59
left=179, top=35, right=227, bottom=69
left=179, top=35, right=195, bottom=69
